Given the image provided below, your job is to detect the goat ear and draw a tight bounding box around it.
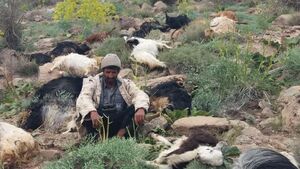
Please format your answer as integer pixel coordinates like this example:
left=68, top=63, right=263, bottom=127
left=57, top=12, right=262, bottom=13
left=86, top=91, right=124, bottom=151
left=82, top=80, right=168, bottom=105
left=123, top=36, right=128, bottom=41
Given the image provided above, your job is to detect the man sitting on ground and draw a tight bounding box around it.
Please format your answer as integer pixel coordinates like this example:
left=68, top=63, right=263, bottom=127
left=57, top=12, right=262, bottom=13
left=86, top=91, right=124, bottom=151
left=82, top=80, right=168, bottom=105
left=76, top=53, right=149, bottom=139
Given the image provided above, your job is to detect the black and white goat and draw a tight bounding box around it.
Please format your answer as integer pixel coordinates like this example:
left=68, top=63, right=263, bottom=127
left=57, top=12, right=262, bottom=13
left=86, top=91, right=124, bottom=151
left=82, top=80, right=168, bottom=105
left=233, top=148, right=299, bottom=169
left=165, top=12, right=191, bottom=30
left=148, top=128, right=225, bottom=169
left=125, top=36, right=172, bottom=70
left=20, top=77, right=83, bottom=133
left=148, top=81, right=192, bottom=116
left=49, top=41, right=91, bottom=58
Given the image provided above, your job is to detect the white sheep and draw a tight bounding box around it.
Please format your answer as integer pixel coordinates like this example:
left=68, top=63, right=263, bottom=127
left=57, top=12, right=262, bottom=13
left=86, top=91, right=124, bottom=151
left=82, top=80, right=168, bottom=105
left=48, top=53, right=102, bottom=77
left=0, top=122, right=39, bottom=167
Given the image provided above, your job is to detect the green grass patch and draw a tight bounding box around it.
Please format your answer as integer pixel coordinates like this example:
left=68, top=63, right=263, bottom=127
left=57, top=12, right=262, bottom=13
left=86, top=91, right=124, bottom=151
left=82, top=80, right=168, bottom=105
left=43, top=138, right=154, bottom=169
left=0, top=82, right=38, bottom=117
left=94, top=37, right=131, bottom=67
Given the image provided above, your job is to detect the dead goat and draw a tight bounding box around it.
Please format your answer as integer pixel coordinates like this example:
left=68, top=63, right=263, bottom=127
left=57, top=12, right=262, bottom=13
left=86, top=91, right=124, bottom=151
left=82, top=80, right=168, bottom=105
left=165, top=12, right=191, bottom=30
left=49, top=41, right=90, bottom=57
left=233, top=148, right=299, bottom=169
left=20, top=77, right=83, bottom=133
left=148, top=81, right=192, bottom=116
left=28, top=52, right=52, bottom=65
left=125, top=36, right=172, bottom=70
left=85, top=27, right=116, bottom=44
left=148, top=128, right=225, bottom=169
left=48, top=53, right=102, bottom=77
left=132, top=21, right=165, bottom=38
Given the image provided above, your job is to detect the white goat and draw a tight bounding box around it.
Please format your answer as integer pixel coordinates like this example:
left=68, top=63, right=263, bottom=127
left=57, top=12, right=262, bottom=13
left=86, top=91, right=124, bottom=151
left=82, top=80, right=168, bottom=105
left=48, top=53, right=102, bottom=77
left=125, top=37, right=172, bottom=70
left=0, top=122, right=39, bottom=167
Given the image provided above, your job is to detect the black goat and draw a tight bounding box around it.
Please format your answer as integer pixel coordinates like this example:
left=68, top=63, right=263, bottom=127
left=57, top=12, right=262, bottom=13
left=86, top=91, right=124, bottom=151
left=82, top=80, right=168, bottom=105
left=29, top=53, right=52, bottom=65
left=21, top=77, right=83, bottom=132
left=165, top=12, right=191, bottom=29
left=234, top=148, right=298, bottom=169
left=49, top=41, right=91, bottom=57
left=132, top=21, right=165, bottom=38
left=148, top=81, right=192, bottom=116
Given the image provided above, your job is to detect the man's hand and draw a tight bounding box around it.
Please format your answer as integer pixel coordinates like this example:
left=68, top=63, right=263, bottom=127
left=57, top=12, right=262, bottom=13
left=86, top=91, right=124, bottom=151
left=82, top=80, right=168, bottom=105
left=134, top=108, right=145, bottom=126
left=90, top=111, right=102, bottom=128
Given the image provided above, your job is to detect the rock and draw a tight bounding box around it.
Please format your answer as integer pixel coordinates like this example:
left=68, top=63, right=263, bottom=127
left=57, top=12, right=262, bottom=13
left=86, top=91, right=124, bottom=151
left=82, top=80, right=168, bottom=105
left=258, top=117, right=277, bottom=130
left=246, top=41, right=278, bottom=57
left=277, top=86, right=300, bottom=132
left=172, top=116, right=248, bottom=135
left=190, top=0, right=215, bottom=13
left=119, top=68, right=134, bottom=79
left=38, top=63, right=61, bottom=85
left=34, top=38, right=55, bottom=51
left=153, top=1, right=168, bottom=12
left=261, top=107, right=274, bottom=118
left=138, top=116, right=168, bottom=136
left=272, top=13, right=300, bottom=26
left=141, top=3, right=153, bottom=12
left=39, top=149, right=63, bottom=161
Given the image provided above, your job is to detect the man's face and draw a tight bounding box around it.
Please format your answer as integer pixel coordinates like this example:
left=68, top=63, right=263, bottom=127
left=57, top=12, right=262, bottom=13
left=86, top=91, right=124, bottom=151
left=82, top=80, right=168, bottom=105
left=103, top=68, right=119, bottom=81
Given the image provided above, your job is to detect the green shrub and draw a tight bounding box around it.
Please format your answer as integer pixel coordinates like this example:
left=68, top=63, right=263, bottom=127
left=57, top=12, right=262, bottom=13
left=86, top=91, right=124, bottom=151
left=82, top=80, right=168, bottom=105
left=0, top=82, right=37, bottom=117
left=94, top=37, right=131, bottom=67
left=282, top=47, right=300, bottom=86
left=160, top=42, right=217, bottom=73
left=178, top=20, right=209, bottom=43
left=43, top=138, right=154, bottom=169
left=53, top=0, right=116, bottom=23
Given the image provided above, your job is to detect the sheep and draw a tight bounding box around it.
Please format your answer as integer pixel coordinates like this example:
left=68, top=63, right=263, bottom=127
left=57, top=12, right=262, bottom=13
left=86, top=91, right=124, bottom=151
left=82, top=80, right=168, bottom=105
left=48, top=53, right=102, bottom=77
left=49, top=41, right=91, bottom=57
left=205, top=16, right=237, bottom=37
left=132, top=21, right=165, bottom=38
left=0, top=122, right=39, bottom=168
left=165, top=12, right=191, bottom=30
left=148, top=128, right=225, bottom=169
left=233, top=148, right=299, bottom=169
left=84, top=27, right=116, bottom=44
left=148, top=81, right=192, bottom=116
left=20, top=77, right=83, bottom=133
left=125, top=36, right=172, bottom=70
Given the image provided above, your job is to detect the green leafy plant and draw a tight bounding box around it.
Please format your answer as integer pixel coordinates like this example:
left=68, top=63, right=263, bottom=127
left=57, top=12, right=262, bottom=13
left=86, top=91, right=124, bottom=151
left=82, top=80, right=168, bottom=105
left=0, top=81, right=37, bottom=117
left=53, top=0, right=116, bottom=23
left=94, top=37, right=131, bottom=67
left=43, top=138, right=155, bottom=169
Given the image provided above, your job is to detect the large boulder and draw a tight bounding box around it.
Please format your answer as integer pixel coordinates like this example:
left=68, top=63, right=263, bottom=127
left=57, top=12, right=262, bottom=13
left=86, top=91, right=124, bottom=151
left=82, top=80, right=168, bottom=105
left=277, top=86, right=300, bottom=132
left=171, top=116, right=248, bottom=135
left=272, top=13, right=300, bottom=26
